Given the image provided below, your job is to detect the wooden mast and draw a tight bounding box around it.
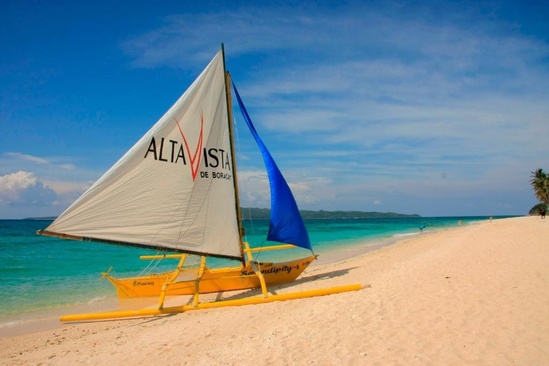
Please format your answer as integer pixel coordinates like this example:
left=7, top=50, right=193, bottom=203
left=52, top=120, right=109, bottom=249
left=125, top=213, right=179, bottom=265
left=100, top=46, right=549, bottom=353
left=221, top=44, right=246, bottom=266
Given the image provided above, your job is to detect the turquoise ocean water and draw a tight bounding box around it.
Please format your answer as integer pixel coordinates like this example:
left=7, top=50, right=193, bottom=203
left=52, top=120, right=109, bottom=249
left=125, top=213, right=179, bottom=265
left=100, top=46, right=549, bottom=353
left=0, top=216, right=512, bottom=328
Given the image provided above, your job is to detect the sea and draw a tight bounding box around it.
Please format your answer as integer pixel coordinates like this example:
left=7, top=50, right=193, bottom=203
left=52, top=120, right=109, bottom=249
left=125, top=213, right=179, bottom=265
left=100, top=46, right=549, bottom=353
left=0, top=216, right=513, bottom=332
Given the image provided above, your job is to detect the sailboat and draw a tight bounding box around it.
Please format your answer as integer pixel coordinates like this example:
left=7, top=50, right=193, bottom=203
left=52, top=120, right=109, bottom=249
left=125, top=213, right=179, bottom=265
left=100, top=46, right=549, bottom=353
left=38, top=46, right=361, bottom=322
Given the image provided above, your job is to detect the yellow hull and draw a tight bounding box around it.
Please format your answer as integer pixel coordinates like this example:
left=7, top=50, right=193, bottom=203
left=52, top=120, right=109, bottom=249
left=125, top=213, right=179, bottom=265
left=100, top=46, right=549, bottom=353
left=104, top=255, right=316, bottom=299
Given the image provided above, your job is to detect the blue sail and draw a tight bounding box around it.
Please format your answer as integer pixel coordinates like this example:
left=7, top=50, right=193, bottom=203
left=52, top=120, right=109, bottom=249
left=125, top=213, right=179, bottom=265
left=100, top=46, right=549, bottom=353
left=232, top=82, right=313, bottom=251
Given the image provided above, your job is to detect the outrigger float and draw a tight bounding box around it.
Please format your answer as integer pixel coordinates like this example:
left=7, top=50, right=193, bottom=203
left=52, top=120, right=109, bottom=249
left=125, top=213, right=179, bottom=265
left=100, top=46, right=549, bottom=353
left=38, top=45, right=362, bottom=322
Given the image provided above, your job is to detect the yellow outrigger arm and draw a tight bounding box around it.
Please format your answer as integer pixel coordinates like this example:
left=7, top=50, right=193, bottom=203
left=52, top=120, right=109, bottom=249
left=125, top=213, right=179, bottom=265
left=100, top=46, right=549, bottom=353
left=60, top=283, right=363, bottom=322
left=61, top=243, right=364, bottom=322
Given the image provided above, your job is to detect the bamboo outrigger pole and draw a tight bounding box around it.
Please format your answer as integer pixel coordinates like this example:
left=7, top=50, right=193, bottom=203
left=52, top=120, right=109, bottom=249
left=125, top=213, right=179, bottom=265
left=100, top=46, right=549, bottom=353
left=60, top=283, right=363, bottom=322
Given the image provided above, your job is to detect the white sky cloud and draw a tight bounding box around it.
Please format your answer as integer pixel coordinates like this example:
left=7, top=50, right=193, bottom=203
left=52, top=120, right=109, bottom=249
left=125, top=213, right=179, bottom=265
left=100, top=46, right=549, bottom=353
left=5, top=152, right=50, bottom=165
left=0, top=153, right=96, bottom=218
left=0, top=171, right=57, bottom=206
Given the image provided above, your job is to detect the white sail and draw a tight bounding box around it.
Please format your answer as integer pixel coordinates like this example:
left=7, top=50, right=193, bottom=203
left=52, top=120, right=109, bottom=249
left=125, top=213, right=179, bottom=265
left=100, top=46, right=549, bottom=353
left=45, top=51, right=242, bottom=259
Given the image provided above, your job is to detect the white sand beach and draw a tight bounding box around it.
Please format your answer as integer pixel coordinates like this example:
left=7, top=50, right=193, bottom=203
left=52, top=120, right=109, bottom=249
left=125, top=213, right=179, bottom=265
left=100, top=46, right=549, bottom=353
left=1, top=216, right=548, bottom=365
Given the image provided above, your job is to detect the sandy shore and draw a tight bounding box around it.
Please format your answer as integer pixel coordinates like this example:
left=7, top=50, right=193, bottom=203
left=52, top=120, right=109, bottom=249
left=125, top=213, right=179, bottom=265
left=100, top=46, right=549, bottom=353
left=1, top=216, right=548, bottom=365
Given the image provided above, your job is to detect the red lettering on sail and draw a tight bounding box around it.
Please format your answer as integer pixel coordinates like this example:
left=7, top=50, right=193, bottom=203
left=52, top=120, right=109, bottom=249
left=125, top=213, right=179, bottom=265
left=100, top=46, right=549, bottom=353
left=176, top=113, right=204, bottom=181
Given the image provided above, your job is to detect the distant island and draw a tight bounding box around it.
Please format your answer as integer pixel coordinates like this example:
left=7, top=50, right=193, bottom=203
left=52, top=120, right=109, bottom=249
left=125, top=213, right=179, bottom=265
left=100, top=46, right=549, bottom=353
left=22, top=216, right=58, bottom=221
left=240, top=208, right=419, bottom=220
left=24, top=209, right=419, bottom=221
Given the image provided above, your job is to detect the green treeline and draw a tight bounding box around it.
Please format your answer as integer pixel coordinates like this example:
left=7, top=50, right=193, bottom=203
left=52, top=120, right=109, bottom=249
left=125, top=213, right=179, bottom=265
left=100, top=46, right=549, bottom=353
left=240, top=208, right=420, bottom=220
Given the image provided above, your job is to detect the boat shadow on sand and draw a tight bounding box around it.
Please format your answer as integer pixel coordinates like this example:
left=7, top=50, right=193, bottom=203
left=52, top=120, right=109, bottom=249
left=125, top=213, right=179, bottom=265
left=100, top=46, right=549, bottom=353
left=199, top=266, right=358, bottom=303
left=76, top=267, right=361, bottom=326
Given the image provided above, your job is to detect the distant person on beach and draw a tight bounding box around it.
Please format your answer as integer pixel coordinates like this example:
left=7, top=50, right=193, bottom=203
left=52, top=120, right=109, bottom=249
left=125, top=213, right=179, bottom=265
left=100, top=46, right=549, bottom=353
left=458, top=219, right=462, bottom=226
left=419, top=225, right=425, bottom=233
left=540, top=208, right=546, bottom=219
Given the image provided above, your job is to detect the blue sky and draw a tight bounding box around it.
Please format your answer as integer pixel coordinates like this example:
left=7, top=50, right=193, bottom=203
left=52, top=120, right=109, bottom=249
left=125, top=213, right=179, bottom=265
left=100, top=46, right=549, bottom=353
left=1, top=0, right=548, bottom=219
